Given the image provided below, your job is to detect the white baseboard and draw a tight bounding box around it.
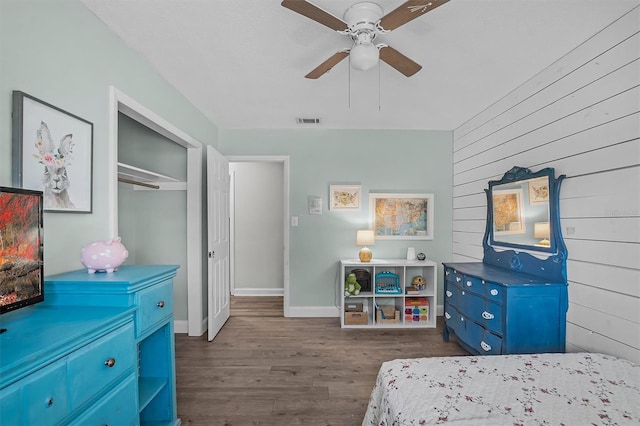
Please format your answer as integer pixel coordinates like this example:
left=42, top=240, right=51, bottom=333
left=174, top=319, right=188, bottom=334
left=232, top=288, right=284, bottom=296
left=174, top=318, right=207, bottom=336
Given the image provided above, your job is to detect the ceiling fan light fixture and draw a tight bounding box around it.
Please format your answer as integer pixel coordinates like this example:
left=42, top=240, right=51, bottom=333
left=350, top=42, right=379, bottom=71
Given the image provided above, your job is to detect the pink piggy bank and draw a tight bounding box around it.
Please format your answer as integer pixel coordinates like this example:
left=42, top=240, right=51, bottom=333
left=81, top=237, right=129, bottom=273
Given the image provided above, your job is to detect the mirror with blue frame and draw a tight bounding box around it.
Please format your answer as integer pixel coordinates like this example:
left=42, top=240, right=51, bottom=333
left=486, top=166, right=563, bottom=253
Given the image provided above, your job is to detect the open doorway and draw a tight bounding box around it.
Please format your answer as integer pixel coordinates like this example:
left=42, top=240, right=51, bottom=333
left=228, top=156, right=290, bottom=316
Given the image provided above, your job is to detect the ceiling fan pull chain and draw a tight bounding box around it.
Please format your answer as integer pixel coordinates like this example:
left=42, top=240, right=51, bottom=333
left=348, top=56, right=352, bottom=109
left=378, top=63, right=381, bottom=111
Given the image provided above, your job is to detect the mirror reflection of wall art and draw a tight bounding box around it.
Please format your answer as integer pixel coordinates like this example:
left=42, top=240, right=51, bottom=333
left=369, top=193, right=434, bottom=240
left=12, top=91, right=93, bottom=213
left=529, top=177, right=550, bottom=204
left=493, top=189, right=524, bottom=234
left=329, top=185, right=361, bottom=210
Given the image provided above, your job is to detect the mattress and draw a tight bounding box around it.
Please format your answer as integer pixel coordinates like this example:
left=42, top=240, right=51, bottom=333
left=363, top=352, right=640, bottom=425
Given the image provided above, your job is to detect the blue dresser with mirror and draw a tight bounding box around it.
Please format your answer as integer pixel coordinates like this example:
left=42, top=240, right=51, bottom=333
left=443, top=166, right=568, bottom=355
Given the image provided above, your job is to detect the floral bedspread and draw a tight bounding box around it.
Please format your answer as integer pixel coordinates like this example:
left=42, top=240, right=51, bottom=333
left=363, top=353, right=640, bottom=425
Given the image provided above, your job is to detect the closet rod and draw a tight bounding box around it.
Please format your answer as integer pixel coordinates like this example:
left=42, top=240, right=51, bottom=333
left=118, top=177, right=160, bottom=189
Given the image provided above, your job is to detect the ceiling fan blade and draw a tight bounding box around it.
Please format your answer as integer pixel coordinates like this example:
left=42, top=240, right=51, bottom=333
left=379, top=46, right=422, bottom=77
left=305, top=51, right=349, bottom=79
left=379, top=0, right=450, bottom=31
left=281, top=0, right=347, bottom=31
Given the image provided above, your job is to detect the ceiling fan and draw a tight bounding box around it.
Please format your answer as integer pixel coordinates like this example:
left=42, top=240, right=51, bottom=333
left=281, top=0, right=450, bottom=79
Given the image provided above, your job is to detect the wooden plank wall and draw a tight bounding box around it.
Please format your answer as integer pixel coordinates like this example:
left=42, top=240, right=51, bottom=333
left=451, top=7, right=640, bottom=363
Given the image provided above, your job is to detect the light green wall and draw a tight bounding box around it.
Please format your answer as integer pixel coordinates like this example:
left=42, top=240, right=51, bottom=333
left=219, top=129, right=453, bottom=308
left=0, top=0, right=218, bottom=284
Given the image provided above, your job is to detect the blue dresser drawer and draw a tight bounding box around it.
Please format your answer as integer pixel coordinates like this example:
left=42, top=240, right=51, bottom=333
left=71, top=373, right=138, bottom=426
left=444, top=305, right=464, bottom=336
left=68, top=322, right=136, bottom=409
left=23, top=360, right=69, bottom=425
left=446, top=268, right=463, bottom=285
left=461, top=275, right=484, bottom=296
left=459, top=293, right=503, bottom=335
left=485, top=281, right=503, bottom=303
left=444, top=283, right=462, bottom=308
left=464, top=320, right=502, bottom=355
left=136, top=278, right=173, bottom=336
left=0, top=383, right=22, bottom=425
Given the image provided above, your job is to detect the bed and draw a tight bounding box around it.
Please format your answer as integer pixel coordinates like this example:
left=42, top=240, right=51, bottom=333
left=363, top=352, right=640, bottom=425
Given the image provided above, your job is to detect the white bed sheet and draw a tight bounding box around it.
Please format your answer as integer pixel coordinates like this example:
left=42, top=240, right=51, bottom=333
left=363, top=352, right=640, bottom=425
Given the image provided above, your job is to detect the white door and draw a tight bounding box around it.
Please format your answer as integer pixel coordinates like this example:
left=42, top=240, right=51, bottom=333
left=207, top=145, right=230, bottom=341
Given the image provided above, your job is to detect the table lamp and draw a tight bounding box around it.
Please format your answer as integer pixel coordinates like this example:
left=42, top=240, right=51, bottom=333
left=534, top=222, right=551, bottom=246
left=356, top=230, right=375, bottom=262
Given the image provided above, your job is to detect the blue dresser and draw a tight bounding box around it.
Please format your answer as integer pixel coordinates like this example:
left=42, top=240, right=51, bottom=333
left=444, top=166, right=569, bottom=356
left=0, top=264, right=180, bottom=425
left=442, top=262, right=567, bottom=354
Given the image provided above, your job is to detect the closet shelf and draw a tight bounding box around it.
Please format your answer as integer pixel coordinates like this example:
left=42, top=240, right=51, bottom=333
left=117, top=162, right=179, bottom=183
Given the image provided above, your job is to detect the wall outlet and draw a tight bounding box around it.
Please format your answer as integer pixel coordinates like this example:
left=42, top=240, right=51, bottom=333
left=291, top=216, right=299, bottom=227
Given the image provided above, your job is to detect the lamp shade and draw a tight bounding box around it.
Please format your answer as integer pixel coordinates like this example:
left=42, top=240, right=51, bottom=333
left=350, top=43, right=379, bottom=71
left=534, top=222, right=550, bottom=239
left=356, top=230, right=375, bottom=246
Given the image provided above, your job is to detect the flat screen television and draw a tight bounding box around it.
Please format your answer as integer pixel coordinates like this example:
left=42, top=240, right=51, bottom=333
left=0, top=186, right=44, bottom=316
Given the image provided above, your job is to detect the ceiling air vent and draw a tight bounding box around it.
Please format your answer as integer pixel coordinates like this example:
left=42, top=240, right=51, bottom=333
left=296, top=117, right=321, bottom=125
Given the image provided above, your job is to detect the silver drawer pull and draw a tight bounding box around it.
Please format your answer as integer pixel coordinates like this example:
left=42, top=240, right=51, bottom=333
left=157, top=301, right=165, bottom=308
left=480, top=341, right=491, bottom=352
left=490, top=289, right=498, bottom=296
left=446, top=290, right=452, bottom=297
left=482, top=311, right=495, bottom=320
left=466, top=280, right=472, bottom=287
left=444, top=312, right=451, bottom=320
left=104, top=357, right=116, bottom=368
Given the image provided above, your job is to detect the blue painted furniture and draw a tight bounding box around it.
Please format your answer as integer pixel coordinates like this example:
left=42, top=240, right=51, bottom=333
left=0, top=264, right=180, bottom=425
left=0, top=305, right=136, bottom=424
left=444, top=167, right=568, bottom=355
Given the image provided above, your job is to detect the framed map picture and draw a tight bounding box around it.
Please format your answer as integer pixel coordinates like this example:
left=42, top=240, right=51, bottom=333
left=492, top=189, right=525, bottom=235
left=369, top=193, right=434, bottom=240
left=329, top=185, right=361, bottom=210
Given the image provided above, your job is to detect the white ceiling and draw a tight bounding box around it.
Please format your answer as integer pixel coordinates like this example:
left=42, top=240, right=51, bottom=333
left=81, top=0, right=639, bottom=130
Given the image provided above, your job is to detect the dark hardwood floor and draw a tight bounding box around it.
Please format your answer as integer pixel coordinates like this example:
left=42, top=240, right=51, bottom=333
left=175, top=296, right=469, bottom=425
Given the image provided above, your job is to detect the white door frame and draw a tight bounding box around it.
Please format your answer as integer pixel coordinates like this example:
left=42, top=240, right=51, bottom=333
left=227, top=155, right=291, bottom=316
left=107, top=86, right=205, bottom=335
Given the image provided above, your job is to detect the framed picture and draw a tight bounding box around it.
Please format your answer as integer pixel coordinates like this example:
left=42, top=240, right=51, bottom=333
left=12, top=91, right=93, bottom=213
left=492, top=189, right=525, bottom=234
left=369, top=193, right=434, bottom=240
left=329, top=185, right=361, bottom=210
left=528, top=177, right=549, bottom=204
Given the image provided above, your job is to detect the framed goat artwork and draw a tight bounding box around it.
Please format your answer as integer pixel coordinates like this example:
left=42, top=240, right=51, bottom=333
left=12, top=91, right=93, bottom=213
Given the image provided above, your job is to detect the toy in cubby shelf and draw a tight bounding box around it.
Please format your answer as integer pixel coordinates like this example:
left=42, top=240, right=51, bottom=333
left=350, top=269, right=371, bottom=292
left=374, top=271, right=402, bottom=294
left=375, top=301, right=400, bottom=324
left=344, top=273, right=361, bottom=296
left=405, top=297, right=429, bottom=323
left=406, top=275, right=426, bottom=294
